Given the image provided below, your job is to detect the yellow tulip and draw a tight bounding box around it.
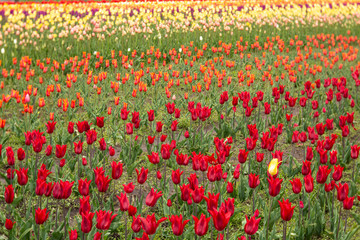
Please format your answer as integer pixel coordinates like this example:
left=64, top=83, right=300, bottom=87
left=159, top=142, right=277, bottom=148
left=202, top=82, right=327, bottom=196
left=268, top=158, right=281, bottom=176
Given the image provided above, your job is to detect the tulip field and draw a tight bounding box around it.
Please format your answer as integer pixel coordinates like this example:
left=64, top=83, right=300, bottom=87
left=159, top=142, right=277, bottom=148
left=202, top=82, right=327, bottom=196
left=2, top=0, right=360, bottom=239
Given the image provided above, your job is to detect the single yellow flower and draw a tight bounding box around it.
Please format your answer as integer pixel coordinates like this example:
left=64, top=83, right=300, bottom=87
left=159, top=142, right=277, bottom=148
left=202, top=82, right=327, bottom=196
left=268, top=158, right=281, bottom=176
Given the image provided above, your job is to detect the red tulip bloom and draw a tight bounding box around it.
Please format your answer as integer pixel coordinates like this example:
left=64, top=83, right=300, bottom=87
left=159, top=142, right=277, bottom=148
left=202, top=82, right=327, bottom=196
left=156, top=122, right=163, bottom=132
left=166, top=102, right=175, bottom=114
left=332, top=165, right=344, bottom=181
left=69, top=230, right=78, bottom=240
left=4, top=185, right=14, bottom=204
left=238, top=149, right=249, bottom=163
left=95, top=174, right=111, bottom=193
left=161, top=144, right=172, bottom=160
left=278, top=199, right=295, bottom=221
left=351, top=145, right=360, bottom=159
left=132, top=215, right=142, bottom=233
left=81, top=211, right=95, bottom=233
left=267, top=176, right=283, bottom=197
left=209, top=208, right=231, bottom=231
left=244, top=209, right=261, bottom=235
left=316, top=165, right=331, bottom=184
left=330, top=150, right=338, bottom=165
left=335, top=183, right=349, bottom=202
left=343, top=196, right=355, bottom=210
left=109, top=146, right=115, bottom=156
left=147, top=110, right=154, bottom=122
left=145, top=188, right=163, bottom=207
left=193, top=214, right=211, bottom=236
left=78, top=178, right=91, bottom=196
left=135, top=232, right=149, bottom=240
left=128, top=205, right=137, bottom=216
left=233, top=164, right=241, bottom=179
left=35, top=179, right=46, bottom=196
left=203, top=192, right=220, bottom=213
left=179, top=184, right=191, bottom=202
left=46, top=121, right=56, bottom=134
left=171, top=169, right=183, bottom=185
left=121, top=108, right=130, bottom=120
left=68, top=122, right=75, bottom=134
left=96, top=117, right=104, bottom=128
left=98, top=138, right=106, bottom=151
left=148, top=152, right=160, bottom=165
left=249, top=173, right=260, bottom=189
left=111, top=161, right=123, bottom=180
left=169, top=214, right=190, bottom=236
left=45, top=145, right=52, bottom=156
left=79, top=195, right=91, bottom=215
left=289, top=178, right=302, bottom=194
left=86, top=130, right=98, bottom=145
left=117, top=193, right=130, bottom=212
left=126, top=123, right=133, bottom=135
left=35, top=208, right=49, bottom=225
left=6, top=147, right=14, bottom=166
left=301, top=161, right=311, bottom=176
left=17, top=148, right=25, bottom=161
left=5, top=219, right=15, bottom=230
left=148, top=136, right=155, bottom=144
left=123, top=182, right=135, bottom=193
left=325, top=180, right=335, bottom=192
left=191, top=185, right=205, bottom=204
left=74, top=141, right=83, bottom=154
left=304, top=174, right=314, bottom=193
left=55, top=144, right=67, bottom=158
left=96, top=210, right=117, bottom=230
left=15, top=168, right=28, bottom=185
left=139, top=213, right=167, bottom=235
left=256, top=153, right=264, bottom=162
left=136, top=167, right=148, bottom=184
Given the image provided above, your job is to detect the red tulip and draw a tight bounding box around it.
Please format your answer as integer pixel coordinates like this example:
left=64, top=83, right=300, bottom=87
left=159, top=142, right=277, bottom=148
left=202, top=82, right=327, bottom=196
left=69, top=230, right=78, bottom=240
left=132, top=215, right=142, bottom=233
left=96, top=174, right=111, bottom=193
left=128, top=205, right=137, bottom=216
left=96, top=117, right=104, bottom=128
left=145, top=188, right=163, bottom=207
left=332, top=165, right=344, bottom=181
left=343, top=196, right=355, bottom=210
left=179, top=184, right=191, bottom=202
left=267, top=176, right=283, bottom=197
left=316, top=165, right=331, bottom=184
left=301, top=161, right=311, bottom=176
left=335, top=183, right=349, bottom=202
left=109, top=146, right=115, bottom=156
left=111, top=161, right=123, bottom=180
left=17, top=148, right=25, bottom=161
left=148, top=152, right=160, bottom=165
left=96, top=210, right=117, bottom=230
left=171, top=169, right=183, bottom=185
left=81, top=211, right=95, bottom=233
left=147, top=110, right=154, bottom=122
left=244, top=209, right=261, bottom=235
left=4, top=185, right=14, bottom=204
left=304, top=174, right=314, bottom=193
left=192, top=213, right=211, bottom=236
left=278, top=199, right=295, bottom=221
left=6, top=147, right=14, bottom=166
left=98, top=138, right=106, bottom=151
left=74, top=141, right=83, bottom=154
left=160, top=144, right=172, bottom=159
left=191, top=185, right=204, bottom=204
left=209, top=208, right=231, bottom=231
left=238, top=149, right=249, bottom=163
left=46, top=120, right=56, bottom=134
left=139, top=213, right=167, bottom=235
left=117, top=193, right=129, bottom=212
left=249, top=173, right=260, bottom=189
left=35, top=208, right=49, bottom=225
left=136, top=167, right=148, bottom=184
left=79, top=195, right=91, bottom=215
left=15, top=168, right=28, bottom=185
left=168, top=214, right=190, bottom=236
left=55, top=144, right=67, bottom=158
left=5, top=219, right=15, bottom=230
left=289, top=178, right=302, bottom=194
left=123, top=182, right=135, bottom=193
left=78, top=178, right=91, bottom=196
left=203, top=192, right=220, bottom=212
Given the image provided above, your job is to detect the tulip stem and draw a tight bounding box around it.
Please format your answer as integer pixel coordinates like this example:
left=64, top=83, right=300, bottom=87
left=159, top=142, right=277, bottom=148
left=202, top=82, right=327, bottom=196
left=252, top=188, right=256, bottom=214
left=37, top=224, right=40, bottom=240
left=266, top=197, right=273, bottom=240
left=124, top=214, right=128, bottom=240
left=308, top=195, right=311, bottom=219
left=331, top=189, right=335, bottom=228
left=63, top=202, right=67, bottom=240
left=336, top=206, right=342, bottom=239
left=344, top=210, right=348, bottom=232
left=283, top=221, right=287, bottom=240
left=351, top=162, right=356, bottom=181
left=78, top=154, right=81, bottom=179
left=55, top=204, right=59, bottom=229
